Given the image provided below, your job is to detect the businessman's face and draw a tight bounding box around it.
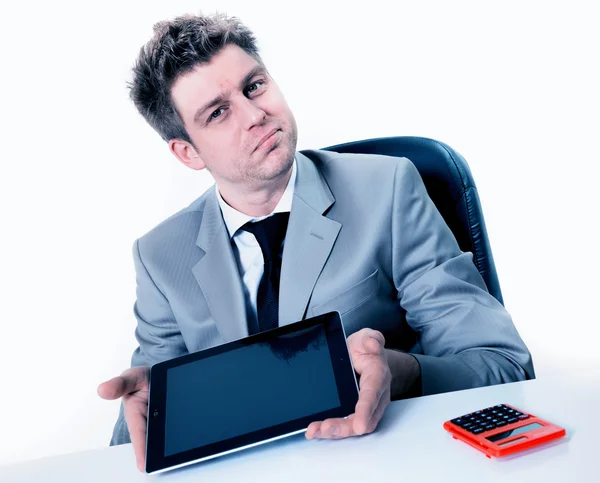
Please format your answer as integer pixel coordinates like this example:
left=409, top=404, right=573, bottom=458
left=169, top=44, right=298, bottom=188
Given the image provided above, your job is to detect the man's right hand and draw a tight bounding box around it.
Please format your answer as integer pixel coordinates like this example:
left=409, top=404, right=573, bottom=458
left=97, top=366, right=150, bottom=472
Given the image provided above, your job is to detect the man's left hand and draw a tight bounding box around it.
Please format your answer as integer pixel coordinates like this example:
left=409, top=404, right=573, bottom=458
left=305, top=328, right=391, bottom=439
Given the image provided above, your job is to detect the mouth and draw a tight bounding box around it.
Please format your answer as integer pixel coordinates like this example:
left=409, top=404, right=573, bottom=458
left=255, top=128, right=281, bottom=152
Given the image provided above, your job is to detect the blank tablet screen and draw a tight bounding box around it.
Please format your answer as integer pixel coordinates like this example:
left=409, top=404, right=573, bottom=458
left=164, top=324, right=340, bottom=457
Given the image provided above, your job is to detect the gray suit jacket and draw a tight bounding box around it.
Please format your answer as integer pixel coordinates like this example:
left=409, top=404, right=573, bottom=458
left=110, top=150, right=534, bottom=445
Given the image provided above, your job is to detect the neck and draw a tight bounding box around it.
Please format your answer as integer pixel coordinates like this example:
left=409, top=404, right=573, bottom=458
left=218, top=165, right=293, bottom=217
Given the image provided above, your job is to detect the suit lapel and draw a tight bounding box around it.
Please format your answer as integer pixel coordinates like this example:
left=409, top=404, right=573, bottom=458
left=192, top=187, right=249, bottom=343
left=279, top=152, right=341, bottom=326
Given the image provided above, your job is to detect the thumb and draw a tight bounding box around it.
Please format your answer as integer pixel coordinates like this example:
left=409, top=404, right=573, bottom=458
left=362, top=332, right=385, bottom=355
left=97, top=366, right=149, bottom=400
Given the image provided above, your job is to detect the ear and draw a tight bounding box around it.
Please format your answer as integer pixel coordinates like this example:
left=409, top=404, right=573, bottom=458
left=169, top=139, right=206, bottom=171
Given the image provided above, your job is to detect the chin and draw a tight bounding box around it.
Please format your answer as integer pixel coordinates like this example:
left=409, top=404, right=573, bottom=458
left=256, top=140, right=295, bottom=180
left=257, top=156, right=293, bottom=182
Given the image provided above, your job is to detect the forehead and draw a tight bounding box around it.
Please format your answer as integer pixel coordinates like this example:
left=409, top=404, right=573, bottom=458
left=170, top=44, right=261, bottom=123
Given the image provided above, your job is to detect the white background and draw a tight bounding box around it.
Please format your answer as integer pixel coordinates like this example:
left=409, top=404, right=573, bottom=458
left=0, top=0, right=598, bottom=468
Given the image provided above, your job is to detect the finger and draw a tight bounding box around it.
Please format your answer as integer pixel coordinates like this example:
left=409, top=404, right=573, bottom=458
left=305, top=421, right=322, bottom=439
left=318, top=415, right=356, bottom=439
left=123, top=393, right=148, bottom=472
left=353, top=368, right=388, bottom=434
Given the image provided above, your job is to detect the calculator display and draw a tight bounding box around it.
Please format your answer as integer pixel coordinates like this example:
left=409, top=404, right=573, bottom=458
left=485, top=422, right=544, bottom=442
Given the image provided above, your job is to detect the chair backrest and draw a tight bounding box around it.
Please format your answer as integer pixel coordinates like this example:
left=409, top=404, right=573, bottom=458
left=321, top=136, right=504, bottom=306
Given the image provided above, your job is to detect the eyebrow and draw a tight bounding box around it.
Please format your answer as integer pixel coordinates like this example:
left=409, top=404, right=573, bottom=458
left=193, top=65, right=267, bottom=123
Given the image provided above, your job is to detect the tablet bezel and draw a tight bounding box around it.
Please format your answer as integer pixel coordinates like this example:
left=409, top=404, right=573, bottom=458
left=145, top=311, right=358, bottom=474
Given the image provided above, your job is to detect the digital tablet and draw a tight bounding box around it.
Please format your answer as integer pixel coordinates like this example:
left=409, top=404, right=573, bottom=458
left=145, top=311, right=359, bottom=474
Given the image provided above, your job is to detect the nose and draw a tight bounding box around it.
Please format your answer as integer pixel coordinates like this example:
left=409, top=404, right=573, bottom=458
left=238, top=95, right=266, bottom=129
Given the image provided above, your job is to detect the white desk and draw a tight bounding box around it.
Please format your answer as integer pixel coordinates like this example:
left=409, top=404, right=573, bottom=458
left=2, top=368, right=599, bottom=482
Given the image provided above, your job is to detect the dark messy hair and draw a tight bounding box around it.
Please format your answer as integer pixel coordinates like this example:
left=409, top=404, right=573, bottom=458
left=128, top=12, right=262, bottom=145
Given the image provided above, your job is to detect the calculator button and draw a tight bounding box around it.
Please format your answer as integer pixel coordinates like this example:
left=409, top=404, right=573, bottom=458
left=496, top=421, right=507, bottom=427
left=507, top=418, right=518, bottom=424
left=518, top=414, right=530, bottom=420
left=451, top=418, right=464, bottom=425
left=484, top=424, right=495, bottom=431
left=472, top=428, right=484, bottom=435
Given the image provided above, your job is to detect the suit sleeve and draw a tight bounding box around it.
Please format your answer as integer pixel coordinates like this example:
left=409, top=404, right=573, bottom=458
left=391, top=158, right=535, bottom=396
left=109, top=238, right=188, bottom=445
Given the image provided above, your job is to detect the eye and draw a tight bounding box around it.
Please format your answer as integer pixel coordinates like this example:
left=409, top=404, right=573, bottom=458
left=208, top=107, right=225, bottom=122
left=246, top=80, right=264, bottom=95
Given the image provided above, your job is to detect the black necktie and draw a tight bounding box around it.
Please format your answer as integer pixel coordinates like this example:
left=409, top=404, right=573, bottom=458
left=241, top=212, right=290, bottom=333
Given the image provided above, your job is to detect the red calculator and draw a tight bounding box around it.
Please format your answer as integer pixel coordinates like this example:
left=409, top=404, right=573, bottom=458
left=443, top=404, right=566, bottom=458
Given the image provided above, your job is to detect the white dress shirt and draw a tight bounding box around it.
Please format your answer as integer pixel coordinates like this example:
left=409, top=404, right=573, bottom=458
left=216, top=159, right=297, bottom=327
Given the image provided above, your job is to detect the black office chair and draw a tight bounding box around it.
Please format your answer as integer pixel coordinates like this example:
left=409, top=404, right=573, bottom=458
left=321, top=136, right=504, bottom=306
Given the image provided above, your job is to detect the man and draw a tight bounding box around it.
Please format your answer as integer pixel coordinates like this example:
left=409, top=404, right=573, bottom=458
left=97, top=12, right=535, bottom=472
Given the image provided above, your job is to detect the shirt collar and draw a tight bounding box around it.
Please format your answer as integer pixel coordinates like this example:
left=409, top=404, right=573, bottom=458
left=217, top=157, right=297, bottom=239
